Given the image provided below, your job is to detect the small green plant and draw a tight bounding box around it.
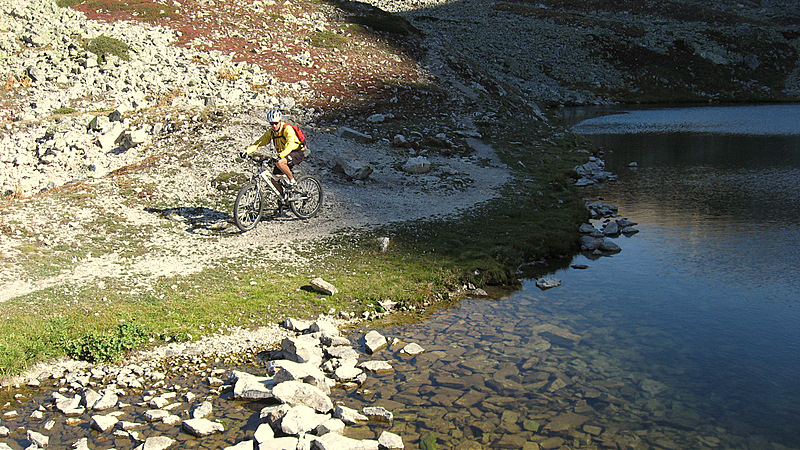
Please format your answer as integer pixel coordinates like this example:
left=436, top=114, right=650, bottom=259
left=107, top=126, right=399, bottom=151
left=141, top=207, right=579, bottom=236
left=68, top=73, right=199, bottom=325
left=53, top=107, right=78, bottom=115
left=84, top=35, right=130, bottom=62
left=212, top=171, right=248, bottom=192
left=56, top=0, right=84, bottom=6
left=308, top=31, right=348, bottom=49
left=63, top=322, right=149, bottom=363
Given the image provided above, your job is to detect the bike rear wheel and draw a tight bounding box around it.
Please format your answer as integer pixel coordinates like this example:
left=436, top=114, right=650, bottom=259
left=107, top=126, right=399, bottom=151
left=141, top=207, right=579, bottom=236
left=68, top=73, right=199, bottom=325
left=290, top=175, right=323, bottom=219
left=234, top=183, right=263, bottom=232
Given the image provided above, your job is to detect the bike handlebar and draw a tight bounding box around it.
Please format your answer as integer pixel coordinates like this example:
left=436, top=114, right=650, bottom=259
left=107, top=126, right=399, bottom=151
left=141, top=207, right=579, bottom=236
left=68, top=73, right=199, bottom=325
left=245, top=153, right=276, bottom=165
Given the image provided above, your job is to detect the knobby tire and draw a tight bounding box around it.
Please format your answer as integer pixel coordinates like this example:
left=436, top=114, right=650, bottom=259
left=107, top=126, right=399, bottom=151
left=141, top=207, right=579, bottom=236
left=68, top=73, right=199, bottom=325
left=290, top=175, right=323, bottom=219
left=234, top=183, right=263, bottom=232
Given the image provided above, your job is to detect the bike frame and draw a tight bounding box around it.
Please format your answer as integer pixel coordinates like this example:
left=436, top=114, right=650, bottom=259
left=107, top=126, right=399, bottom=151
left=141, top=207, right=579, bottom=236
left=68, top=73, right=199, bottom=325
left=249, top=156, right=290, bottom=201
left=234, top=153, right=322, bottom=231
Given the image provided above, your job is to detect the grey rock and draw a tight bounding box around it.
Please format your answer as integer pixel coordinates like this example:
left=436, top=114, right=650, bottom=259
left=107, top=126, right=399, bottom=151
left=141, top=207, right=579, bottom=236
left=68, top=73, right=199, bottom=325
left=134, top=436, right=176, bottom=450
left=92, top=390, right=119, bottom=410
left=224, top=441, right=255, bottom=450
left=364, top=330, right=387, bottom=354
left=603, top=221, right=620, bottom=236
left=402, top=156, right=431, bottom=174
left=536, top=277, right=562, bottom=290
left=27, top=430, right=49, bottom=448
left=363, top=406, right=393, bottom=421
left=358, top=360, right=394, bottom=373
left=333, top=151, right=373, bottom=180
left=315, top=417, right=346, bottom=435
left=392, top=134, right=410, bottom=147
left=267, top=359, right=331, bottom=393
left=90, top=414, right=119, bottom=432
left=312, top=433, right=379, bottom=450
left=232, top=370, right=277, bottom=400
left=281, top=335, right=324, bottom=366
left=599, top=239, right=622, bottom=253
left=325, top=345, right=359, bottom=361
left=282, top=317, right=312, bottom=332
left=280, top=404, right=330, bottom=435
left=253, top=422, right=275, bottom=443
left=333, top=404, right=368, bottom=424
left=143, top=409, right=171, bottom=422
left=192, top=400, right=213, bottom=419
left=256, top=437, right=299, bottom=450
left=259, top=404, right=291, bottom=427
left=333, top=365, right=363, bottom=382
left=378, top=431, right=404, bottom=450
left=400, top=342, right=425, bottom=356
left=310, top=277, right=338, bottom=295
left=335, top=126, right=372, bottom=143
left=271, top=380, right=333, bottom=413
left=182, top=418, right=224, bottom=437
left=309, top=319, right=339, bottom=336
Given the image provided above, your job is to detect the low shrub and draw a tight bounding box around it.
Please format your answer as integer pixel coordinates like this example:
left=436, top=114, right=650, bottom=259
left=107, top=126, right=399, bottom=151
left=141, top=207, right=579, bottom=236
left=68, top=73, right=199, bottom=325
left=308, top=31, right=348, bottom=49
left=84, top=35, right=130, bottom=62
left=63, top=322, right=149, bottom=362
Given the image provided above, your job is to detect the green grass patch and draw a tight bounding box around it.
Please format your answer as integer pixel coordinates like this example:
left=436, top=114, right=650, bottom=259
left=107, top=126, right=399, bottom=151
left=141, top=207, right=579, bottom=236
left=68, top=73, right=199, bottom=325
left=84, top=35, right=130, bottom=62
left=0, top=253, right=449, bottom=374
left=53, top=107, right=78, bottom=115
left=308, top=31, right=348, bottom=49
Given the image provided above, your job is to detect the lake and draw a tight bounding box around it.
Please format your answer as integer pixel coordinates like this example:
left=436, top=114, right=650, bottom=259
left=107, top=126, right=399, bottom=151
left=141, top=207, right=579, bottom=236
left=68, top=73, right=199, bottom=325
left=334, top=104, right=800, bottom=449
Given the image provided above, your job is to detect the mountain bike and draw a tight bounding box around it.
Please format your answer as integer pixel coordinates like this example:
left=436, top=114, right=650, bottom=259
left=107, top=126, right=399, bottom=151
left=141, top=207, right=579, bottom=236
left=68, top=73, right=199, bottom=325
left=233, top=154, right=323, bottom=232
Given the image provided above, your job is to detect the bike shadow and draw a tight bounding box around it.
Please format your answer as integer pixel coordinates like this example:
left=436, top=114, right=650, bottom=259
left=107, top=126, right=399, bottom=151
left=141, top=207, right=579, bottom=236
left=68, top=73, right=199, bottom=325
left=145, top=206, right=238, bottom=235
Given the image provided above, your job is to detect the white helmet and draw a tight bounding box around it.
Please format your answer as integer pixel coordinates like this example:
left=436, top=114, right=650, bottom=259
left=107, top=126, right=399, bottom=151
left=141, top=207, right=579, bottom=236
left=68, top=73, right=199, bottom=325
left=267, top=109, right=283, bottom=123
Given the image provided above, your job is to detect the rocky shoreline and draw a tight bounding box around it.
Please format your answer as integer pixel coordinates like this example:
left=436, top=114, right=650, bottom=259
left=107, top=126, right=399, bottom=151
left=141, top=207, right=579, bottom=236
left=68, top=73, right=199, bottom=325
left=1, top=316, right=420, bottom=449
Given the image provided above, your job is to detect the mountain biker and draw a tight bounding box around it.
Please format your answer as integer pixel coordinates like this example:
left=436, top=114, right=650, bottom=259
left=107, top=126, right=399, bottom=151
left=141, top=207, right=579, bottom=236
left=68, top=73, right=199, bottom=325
left=241, top=109, right=305, bottom=199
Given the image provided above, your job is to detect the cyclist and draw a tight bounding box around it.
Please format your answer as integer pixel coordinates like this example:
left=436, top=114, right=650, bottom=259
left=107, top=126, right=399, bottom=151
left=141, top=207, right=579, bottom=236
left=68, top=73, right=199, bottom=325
left=241, top=109, right=304, bottom=199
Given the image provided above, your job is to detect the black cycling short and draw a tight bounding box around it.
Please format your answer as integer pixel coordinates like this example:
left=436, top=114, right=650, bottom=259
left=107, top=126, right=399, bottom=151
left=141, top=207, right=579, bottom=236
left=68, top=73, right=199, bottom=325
left=273, top=148, right=305, bottom=175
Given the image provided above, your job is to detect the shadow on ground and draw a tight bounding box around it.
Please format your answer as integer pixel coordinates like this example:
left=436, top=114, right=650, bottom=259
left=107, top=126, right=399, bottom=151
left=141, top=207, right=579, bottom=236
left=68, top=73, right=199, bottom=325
left=145, top=206, right=236, bottom=235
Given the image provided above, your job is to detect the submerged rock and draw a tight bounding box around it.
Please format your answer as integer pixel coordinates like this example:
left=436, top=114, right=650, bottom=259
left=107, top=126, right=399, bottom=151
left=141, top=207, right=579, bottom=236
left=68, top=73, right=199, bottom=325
left=536, top=277, right=562, bottom=290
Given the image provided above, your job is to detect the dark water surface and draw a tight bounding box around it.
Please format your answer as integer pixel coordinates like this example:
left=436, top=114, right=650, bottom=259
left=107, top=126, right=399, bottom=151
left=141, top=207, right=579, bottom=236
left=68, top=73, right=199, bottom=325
left=332, top=105, right=800, bottom=449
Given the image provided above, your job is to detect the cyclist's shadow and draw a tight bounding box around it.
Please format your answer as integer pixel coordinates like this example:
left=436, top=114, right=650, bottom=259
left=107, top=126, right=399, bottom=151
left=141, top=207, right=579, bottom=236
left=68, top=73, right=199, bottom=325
left=145, top=206, right=237, bottom=235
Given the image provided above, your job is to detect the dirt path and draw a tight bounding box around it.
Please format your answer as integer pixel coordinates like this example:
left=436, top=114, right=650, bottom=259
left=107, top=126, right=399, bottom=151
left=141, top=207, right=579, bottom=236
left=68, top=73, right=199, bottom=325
left=0, top=112, right=510, bottom=302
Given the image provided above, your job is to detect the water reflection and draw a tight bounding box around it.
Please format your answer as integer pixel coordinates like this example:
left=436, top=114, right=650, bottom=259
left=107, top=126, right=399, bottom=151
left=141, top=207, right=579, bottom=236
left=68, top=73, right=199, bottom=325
left=332, top=105, right=800, bottom=449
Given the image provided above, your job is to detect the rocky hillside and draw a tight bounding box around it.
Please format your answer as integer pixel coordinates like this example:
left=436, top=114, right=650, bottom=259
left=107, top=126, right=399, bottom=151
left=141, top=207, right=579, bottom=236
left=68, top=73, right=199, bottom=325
left=2, top=0, right=799, bottom=196
left=401, top=0, right=800, bottom=106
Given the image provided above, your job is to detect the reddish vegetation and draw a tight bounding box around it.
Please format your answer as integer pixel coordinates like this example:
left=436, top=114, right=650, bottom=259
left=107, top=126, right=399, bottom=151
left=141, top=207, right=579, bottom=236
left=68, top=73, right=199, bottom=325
left=71, top=0, right=429, bottom=111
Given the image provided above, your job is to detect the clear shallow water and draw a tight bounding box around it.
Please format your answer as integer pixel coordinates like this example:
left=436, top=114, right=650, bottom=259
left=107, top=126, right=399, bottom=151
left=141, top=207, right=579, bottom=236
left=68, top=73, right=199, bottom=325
left=333, top=105, right=800, bottom=448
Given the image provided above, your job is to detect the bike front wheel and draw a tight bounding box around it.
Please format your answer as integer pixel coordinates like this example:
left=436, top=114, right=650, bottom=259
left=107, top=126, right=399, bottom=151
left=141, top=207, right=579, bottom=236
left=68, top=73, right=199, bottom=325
left=290, top=175, right=323, bottom=219
left=234, top=183, right=263, bottom=232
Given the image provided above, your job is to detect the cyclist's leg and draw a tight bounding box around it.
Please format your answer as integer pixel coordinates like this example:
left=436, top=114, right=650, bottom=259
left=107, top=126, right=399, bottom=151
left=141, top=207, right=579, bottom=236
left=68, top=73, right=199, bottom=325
left=280, top=149, right=305, bottom=181
left=275, top=157, right=294, bottom=182
left=271, top=163, right=286, bottom=194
